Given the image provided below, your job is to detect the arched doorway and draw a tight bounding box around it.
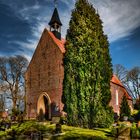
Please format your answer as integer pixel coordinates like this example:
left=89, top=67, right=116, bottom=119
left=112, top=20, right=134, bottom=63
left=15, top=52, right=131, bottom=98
left=37, top=93, right=51, bottom=120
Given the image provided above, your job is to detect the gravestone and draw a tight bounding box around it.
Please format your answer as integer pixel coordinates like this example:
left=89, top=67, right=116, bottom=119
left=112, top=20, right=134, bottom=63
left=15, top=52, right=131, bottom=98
left=117, top=127, right=130, bottom=140
left=52, top=117, right=60, bottom=124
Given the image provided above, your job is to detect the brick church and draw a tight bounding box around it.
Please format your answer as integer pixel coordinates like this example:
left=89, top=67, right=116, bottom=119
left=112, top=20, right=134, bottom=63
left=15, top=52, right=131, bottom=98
left=25, top=7, right=132, bottom=120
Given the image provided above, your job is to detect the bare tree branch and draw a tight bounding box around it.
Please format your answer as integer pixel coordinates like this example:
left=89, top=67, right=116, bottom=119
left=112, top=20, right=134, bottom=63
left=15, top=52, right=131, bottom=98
left=0, top=55, right=28, bottom=109
left=114, top=64, right=140, bottom=99
left=113, top=64, right=127, bottom=82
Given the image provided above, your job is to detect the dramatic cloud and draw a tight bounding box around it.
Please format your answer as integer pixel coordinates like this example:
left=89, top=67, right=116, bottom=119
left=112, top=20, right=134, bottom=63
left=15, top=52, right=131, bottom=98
left=91, top=0, right=140, bottom=42
left=0, top=0, right=140, bottom=63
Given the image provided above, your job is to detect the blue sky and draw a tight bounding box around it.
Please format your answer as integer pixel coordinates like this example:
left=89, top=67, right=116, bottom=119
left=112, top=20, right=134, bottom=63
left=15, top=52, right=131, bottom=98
left=0, top=0, right=140, bottom=70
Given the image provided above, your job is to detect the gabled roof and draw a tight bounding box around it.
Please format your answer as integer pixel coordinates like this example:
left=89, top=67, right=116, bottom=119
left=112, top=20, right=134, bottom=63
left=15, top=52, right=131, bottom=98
left=48, top=29, right=65, bottom=53
left=48, top=8, right=62, bottom=26
left=111, top=75, right=124, bottom=87
left=25, top=28, right=65, bottom=73
left=111, top=75, right=132, bottom=100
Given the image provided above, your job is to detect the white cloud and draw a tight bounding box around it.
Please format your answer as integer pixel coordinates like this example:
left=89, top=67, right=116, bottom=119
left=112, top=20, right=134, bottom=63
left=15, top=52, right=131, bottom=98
left=7, top=39, right=38, bottom=61
left=22, top=54, right=32, bottom=61
left=32, top=22, right=47, bottom=37
left=8, top=40, right=36, bottom=50
left=19, top=0, right=140, bottom=49
left=90, top=0, right=140, bottom=42
left=54, top=0, right=140, bottom=42
left=2, top=0, right=140, bottom=59
left=60, top=0, right=75, bottom=8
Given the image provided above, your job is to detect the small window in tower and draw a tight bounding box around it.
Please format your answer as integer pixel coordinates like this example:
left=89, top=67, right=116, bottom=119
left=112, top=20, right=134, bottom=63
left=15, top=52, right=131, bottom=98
left=30, top=70, right=32, bottom=89
left=42, top=45, right=47, bottom=59
left=48, top=64, right=51, bottom=76
left=42, top=52, right=46, bottom=59
left=29, top=78, right=31, bottom=89
left=48, top=79, right=50, bottom=87
left=38, top=73, right=40, bottom=88
left=48, top=71, right=51, bottom=76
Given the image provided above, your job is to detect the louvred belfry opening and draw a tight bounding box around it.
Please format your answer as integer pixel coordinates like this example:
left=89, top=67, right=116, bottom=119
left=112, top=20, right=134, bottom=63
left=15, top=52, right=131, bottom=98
left=49, top=8, right=62, bottom=40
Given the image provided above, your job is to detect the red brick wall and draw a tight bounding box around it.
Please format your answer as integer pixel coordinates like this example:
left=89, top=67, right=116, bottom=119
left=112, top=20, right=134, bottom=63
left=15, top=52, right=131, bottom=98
left=110, top=82, right=133, bottom=115
left=25, top=29, right=64, bottom=119
left=26, top=29, right=133, bottom=119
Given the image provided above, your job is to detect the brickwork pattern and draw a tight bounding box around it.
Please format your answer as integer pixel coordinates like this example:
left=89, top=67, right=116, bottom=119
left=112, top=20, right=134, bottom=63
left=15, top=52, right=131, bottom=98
left=25, top=29, right=64, bottom=118
left=110, top=82, right=133, bottom=115
left=26, top=29, right=133, bottom=119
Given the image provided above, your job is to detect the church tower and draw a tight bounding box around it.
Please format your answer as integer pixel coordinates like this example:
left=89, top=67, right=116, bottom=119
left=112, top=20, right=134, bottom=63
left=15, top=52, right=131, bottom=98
left=25, top=5, right=65, bottom=120
left=49, top=8, right=62, bottom=40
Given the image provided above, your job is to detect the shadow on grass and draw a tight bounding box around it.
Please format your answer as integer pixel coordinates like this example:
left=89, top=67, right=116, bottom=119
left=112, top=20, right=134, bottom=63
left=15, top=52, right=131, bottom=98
left=50, top=130, right=110, bottom=140
left=50, top=135, right=107, bottom=140
left=53, top=125, right=114, bottom=140
left=93, top=128, right=113, bottom=137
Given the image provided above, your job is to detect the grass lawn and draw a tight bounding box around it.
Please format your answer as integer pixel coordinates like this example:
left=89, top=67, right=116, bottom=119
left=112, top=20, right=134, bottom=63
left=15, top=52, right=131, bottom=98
left=51, top=125, right=113, bottom=140
left=0, top=121, right=113, bottom=140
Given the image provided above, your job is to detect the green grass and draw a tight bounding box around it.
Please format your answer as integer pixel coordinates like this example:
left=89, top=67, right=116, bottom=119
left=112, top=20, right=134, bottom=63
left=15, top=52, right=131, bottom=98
left=50, top=125, right=113, bottom=140
left=0, top=121, right=113, bottom=140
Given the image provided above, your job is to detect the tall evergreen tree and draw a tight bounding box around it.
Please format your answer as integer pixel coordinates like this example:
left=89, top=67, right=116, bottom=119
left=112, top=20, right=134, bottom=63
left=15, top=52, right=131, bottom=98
left=62, top=0, right=113, bottom=128
left=120, top=95, right=131, bottom=118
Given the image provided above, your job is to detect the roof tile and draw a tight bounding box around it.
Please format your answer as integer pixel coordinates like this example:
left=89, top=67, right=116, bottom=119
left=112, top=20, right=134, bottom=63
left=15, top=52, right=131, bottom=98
left=48, top=30, right=65, bottom=53
left=111, top=75, right=132, bottom=100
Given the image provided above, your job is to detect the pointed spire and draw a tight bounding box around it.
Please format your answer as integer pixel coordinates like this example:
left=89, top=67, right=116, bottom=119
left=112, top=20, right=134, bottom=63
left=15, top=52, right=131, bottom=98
left=48, top=8, right=62, bottom=26
left=48, top=3, right=62, bottom=40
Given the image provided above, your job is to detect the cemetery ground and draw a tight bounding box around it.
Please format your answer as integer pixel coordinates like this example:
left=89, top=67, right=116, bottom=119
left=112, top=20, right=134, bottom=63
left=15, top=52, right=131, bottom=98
left=0, top=119, right=140, bottom=140
left=0, top=120, right=112, bottom=140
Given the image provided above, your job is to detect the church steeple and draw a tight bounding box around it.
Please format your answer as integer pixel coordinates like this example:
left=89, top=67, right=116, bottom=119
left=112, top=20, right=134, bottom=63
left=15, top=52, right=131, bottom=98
left=49, top=7, right=62, bottom=40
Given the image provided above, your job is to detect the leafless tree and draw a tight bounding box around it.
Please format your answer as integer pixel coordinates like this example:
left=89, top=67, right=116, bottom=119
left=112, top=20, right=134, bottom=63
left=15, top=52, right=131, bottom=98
left=114, top=64, right=140, bottom=99
left=125, top=67, right=140, bottom=99
left=0, top=94, right=5, bottom=113
left=0, top=55, right=28, bottom=110
left=113, top=64, right=128, bottom=82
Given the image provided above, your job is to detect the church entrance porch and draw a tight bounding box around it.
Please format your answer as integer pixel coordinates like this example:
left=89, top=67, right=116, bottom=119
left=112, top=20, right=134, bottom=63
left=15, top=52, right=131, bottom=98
left=37, top=93, right=51, bottom=120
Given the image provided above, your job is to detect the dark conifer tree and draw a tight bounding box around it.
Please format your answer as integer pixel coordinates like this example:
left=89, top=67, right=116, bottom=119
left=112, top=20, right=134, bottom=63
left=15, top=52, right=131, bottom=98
left=62, top=0, right=113, bottom=128
left=120, top=95, right=131, bottom=118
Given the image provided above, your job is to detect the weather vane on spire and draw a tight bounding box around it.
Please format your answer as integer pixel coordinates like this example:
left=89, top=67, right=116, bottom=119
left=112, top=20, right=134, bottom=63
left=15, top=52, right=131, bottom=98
left=54, top=0, right=58, bottom=8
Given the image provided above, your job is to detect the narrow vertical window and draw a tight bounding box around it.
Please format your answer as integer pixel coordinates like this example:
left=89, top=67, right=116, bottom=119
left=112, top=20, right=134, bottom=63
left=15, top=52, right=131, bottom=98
left=116, top=90, right=118, bottom=105
left=48, top=64, right=51, bottom=76
left=38, top=69, right=40, bottom=88
left=30, top=70, right=31, bottom=89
